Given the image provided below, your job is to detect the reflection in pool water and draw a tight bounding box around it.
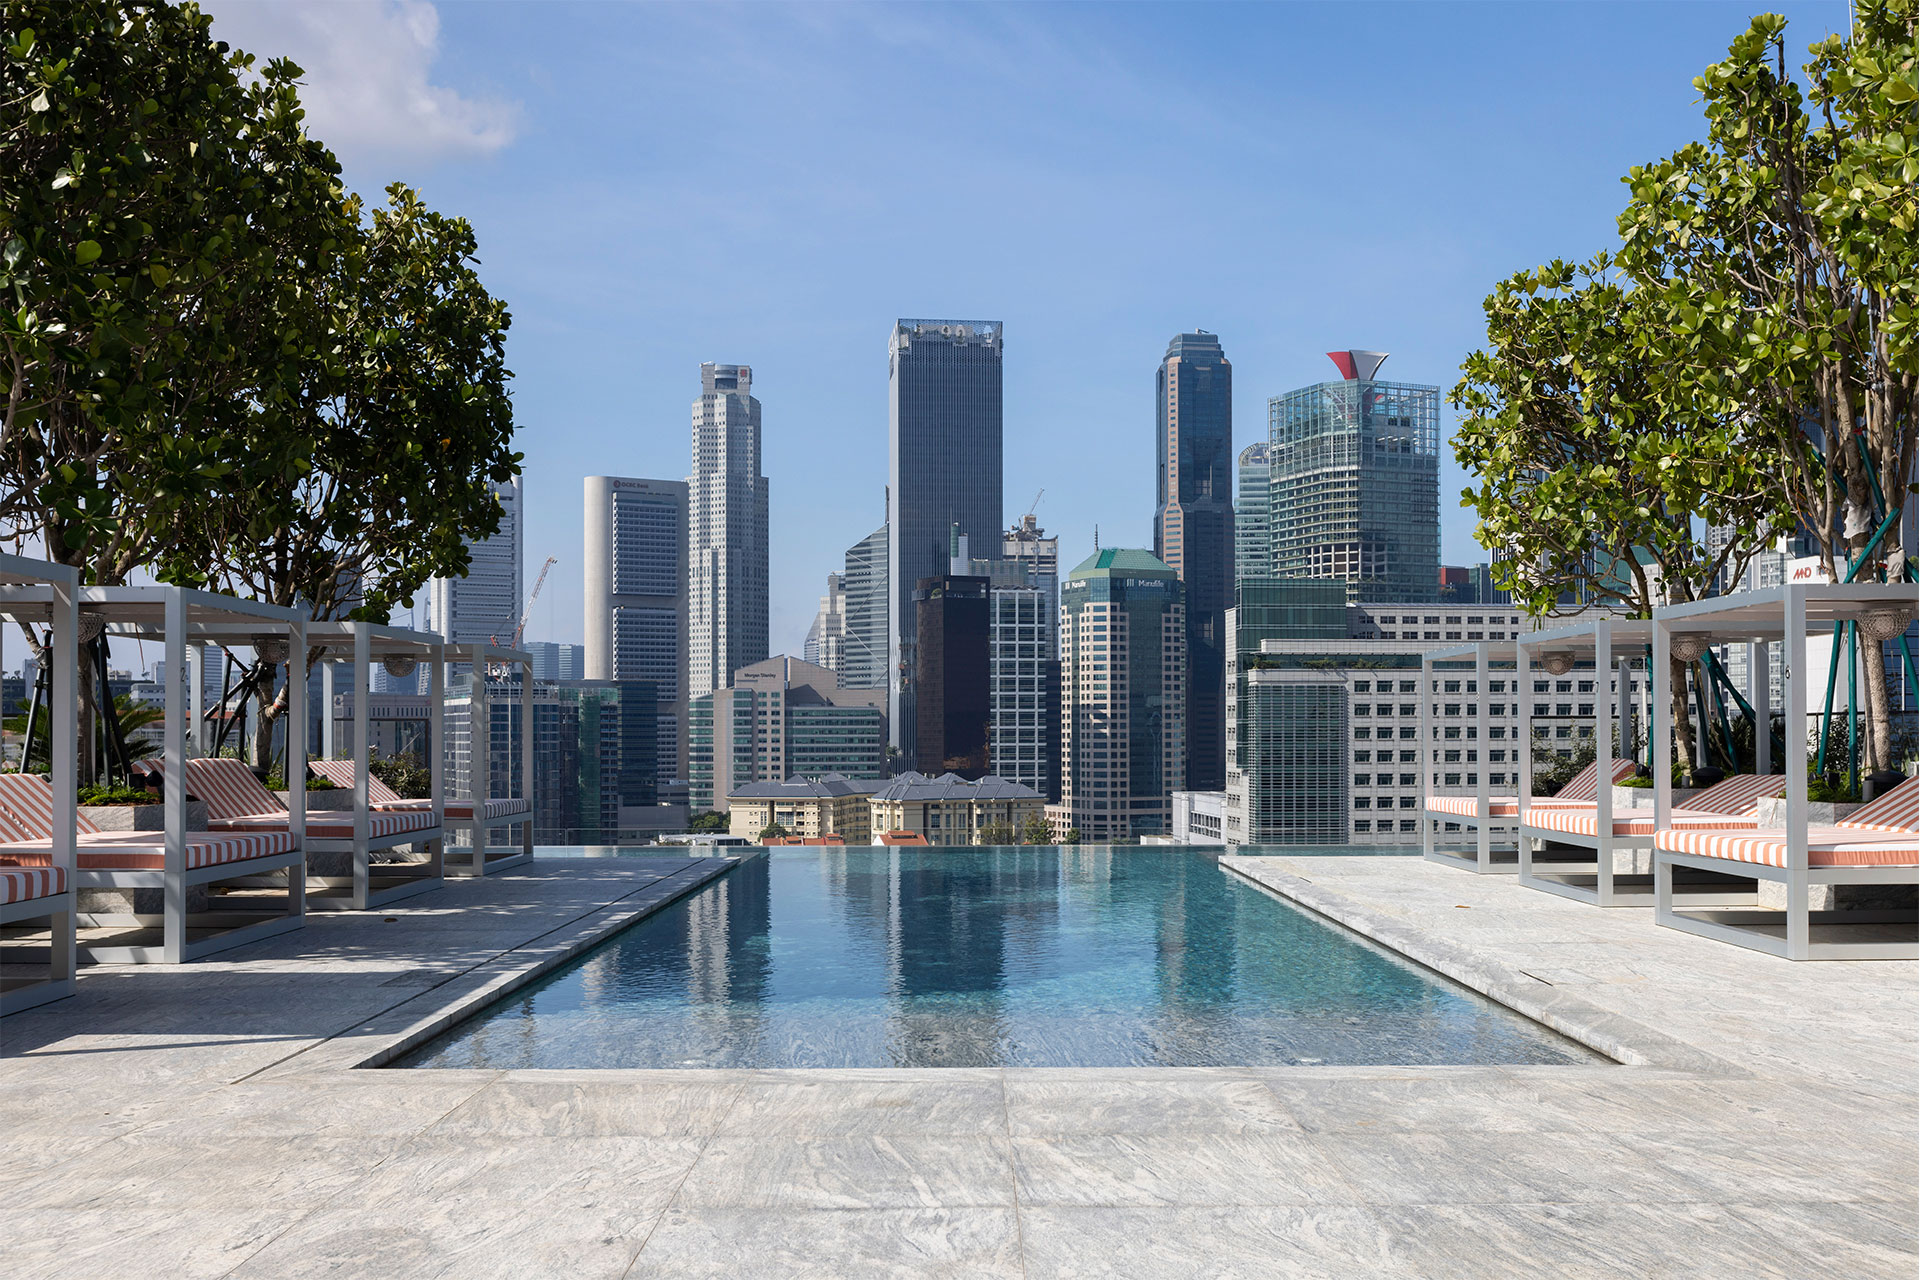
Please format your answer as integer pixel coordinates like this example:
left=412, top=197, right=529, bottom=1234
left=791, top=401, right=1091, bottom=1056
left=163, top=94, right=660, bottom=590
left=399, top=848, right=1599, bottom=1069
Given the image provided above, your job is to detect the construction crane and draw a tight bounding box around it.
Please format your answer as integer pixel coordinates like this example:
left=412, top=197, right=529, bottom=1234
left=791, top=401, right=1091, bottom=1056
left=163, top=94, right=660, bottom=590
left=1026, top=489, right=1044, bottom=519
left=491, top=556, right=557, bottom=650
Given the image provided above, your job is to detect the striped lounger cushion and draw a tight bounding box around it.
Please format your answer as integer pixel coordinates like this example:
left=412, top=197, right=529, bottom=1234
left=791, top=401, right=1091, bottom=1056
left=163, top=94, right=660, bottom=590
left=0, top=830, right=298, bottom=871
left=1528, top=808, right=1759, bottom=838
left=210, top=810, right=438, bottom=838
left=0, top=773, right=103, bottom=837
left=0, top=865, right=65, bottom=903
left=310, top=760, right=524, bottom=819
left=1425, top=761, right=1638, bottom=819
left=1655, top=776, right=1920, bottom=869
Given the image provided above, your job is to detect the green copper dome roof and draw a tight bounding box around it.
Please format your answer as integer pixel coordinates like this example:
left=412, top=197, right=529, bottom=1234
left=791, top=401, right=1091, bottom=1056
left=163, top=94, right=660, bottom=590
left=1067, top=548, right=1179, bottom=580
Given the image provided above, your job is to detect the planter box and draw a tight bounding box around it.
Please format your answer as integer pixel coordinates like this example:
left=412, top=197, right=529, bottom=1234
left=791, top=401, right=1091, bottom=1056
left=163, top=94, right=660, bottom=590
left=1752, top=797, right=1861, bottom=827
left=79, top=801, right=208, bottom=832
left=1608, top=786, right=1698, bottom=812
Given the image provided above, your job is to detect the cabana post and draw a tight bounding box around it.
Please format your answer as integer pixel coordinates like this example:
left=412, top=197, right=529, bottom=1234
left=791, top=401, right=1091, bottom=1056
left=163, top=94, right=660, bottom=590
left=0, top=555, right=76, bottom=1012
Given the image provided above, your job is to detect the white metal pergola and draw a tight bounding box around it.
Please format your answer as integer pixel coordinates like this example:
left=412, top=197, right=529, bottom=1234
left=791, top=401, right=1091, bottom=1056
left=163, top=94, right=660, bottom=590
left=79, top=585, right=309, bottom=962
left=1514, top=616, right=1665, bottom=907
left=1651, top=583, right=1918, bottom=960
left=0, top=555, right=76, bottom=1010
left=310, top=622, right=446, bottom=910
left=443, top=643, right=534, bottom=876
left=1419, top=640, right=1521, bottom=874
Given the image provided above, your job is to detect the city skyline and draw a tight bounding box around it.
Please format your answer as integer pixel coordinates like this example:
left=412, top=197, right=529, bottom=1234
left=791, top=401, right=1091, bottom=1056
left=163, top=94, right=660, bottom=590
left=196, top=1, right=1853, bottom=653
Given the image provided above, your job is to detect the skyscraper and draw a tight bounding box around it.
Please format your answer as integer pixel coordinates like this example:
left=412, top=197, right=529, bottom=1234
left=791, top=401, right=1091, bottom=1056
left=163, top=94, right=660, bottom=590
left=840, top=523, right=889, bottom=691
left=688, top=362, right=768, bottom=700
left=888, top=320, right=1003, bottom=753
left=426, top=476, right=523, bottom=648
left=1053, top=548, right=1187, bottom=841
left=1268, top=350, right=1439, bottom=603
left=584, top=475, right=688, bottom=785
left=914, top=573, right=991, bottom=779
left=1235, top=441, right=1271, bottom=586
left=803, top=573, right=847, bottom=673
left=1154, top=331, right=1233, bottom=792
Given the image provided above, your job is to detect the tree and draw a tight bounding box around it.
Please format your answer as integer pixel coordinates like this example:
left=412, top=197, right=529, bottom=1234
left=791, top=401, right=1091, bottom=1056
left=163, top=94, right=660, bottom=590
left=1614, top=2, right=1918, bottom=772
left=758, top=822, right=789, bottom=842
left=688, top=810, right=728, bottom=834
left=976, top=820, right=1015, bottom=846
left=0, top=1, right=346, bottom=584
left=171, top=184, right=519, bottom=765
left=1061, top=827, right=1083, bottom=846
left=1453, top=254, right=1793, bottom=773
left=1019, top=813, right=1052, bottom=845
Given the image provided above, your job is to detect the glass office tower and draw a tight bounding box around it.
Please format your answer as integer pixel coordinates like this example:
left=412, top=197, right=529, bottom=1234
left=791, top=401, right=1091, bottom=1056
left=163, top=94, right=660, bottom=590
left=1268, top=351, right=1439, bottom=603
left=888, top=320, right=1003, bottom=753
left=1235, top=441, right=1271, bottom=586
left=1154, top=331, right=1233, bottom=792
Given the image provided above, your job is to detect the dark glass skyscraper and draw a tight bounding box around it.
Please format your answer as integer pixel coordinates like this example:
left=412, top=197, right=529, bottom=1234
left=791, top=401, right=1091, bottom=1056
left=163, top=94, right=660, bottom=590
left=913, top=575, right=991, bottom=779
left=888, top=320, right=1003, bottom=752
left=1153, top=331, right=1233, bottom=793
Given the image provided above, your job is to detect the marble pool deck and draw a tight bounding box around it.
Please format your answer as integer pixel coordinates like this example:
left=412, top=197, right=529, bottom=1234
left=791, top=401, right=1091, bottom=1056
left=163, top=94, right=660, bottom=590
left=2, top=851, right=1914, bottom=1279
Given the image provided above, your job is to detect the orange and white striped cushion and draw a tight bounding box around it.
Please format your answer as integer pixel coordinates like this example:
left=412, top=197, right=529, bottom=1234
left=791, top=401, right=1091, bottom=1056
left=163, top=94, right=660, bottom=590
left=0, top=830, right=298, bottom=871
left=210, top=809, right=438, bottom=838
left=1684, top=774, right=1788, bottom=816
left=1426, top=794, right=1612, bottom=819
left=0, top=772, right=101, bottom=837
left=1655, top=825, right=1919, bottom=869
left=182, top=758, right=284, bottom=821
left=0, top=864, right=65, bottom=903
left=445, top=798, right=528, bottom=820
left=308, top=759, right=410, bottom=805
left=1840, top=775, right=1920, bottom=834
left=1529, top=807, right=1760, bottom=838
left=1555, top=759, right=1642, bottom=802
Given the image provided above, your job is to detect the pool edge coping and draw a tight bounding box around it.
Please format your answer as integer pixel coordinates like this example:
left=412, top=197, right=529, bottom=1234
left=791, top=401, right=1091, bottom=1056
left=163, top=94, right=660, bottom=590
left=1219, top=855, right=1746, bottom=1076
left=251, top=853, right=757, bottom=1079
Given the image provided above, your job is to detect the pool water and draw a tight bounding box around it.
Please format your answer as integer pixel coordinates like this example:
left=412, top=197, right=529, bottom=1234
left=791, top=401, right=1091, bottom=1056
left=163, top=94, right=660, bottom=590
left=398, top=849, right=1599, bottom=1069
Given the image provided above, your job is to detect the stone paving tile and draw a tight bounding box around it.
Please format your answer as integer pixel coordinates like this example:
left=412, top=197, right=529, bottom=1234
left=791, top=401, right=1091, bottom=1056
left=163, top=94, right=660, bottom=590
left=426, top=1075, right=744, bottom=1139
left=1308, top=1130, right=1697, bottom=1205
left=1010, top=1132, right=1359, bottom=1208
left=1250, top=1066, right=1605, bottom=1134
left=1373, top=1202, right=1774, bottom=1280
left=627, top=1207, right=1025, bottom=1279
left=709, top=1074, right=1006, bottom=1138
left=673, top=1134, right=1017, bottom=1210
left=1016, top=1205, right=1407, bottom=1279
left=1004, top=1070, right=1303, bottom=1136
left=224, top=1135, right=704, bottom=1280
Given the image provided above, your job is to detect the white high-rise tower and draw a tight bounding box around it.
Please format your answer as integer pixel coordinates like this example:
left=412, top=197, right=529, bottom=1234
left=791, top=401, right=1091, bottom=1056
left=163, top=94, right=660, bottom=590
left=426, top=477, right=523, bottom=650
left=687, top=363, right=768, bottom=700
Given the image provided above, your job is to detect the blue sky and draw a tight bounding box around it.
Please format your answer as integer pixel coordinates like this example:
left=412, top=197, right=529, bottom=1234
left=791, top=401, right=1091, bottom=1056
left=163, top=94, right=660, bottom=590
left=206, top=0, right=1847, bottom=652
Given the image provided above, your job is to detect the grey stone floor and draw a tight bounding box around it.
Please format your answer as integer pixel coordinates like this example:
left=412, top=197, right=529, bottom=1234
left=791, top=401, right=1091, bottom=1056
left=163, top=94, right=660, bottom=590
left=2, top=853, right=1914, bottom=1279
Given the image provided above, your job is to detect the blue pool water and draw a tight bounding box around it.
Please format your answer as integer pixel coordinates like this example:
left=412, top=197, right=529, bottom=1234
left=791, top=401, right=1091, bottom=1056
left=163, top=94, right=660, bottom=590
left=399, top=849, right=1598, bottom=1069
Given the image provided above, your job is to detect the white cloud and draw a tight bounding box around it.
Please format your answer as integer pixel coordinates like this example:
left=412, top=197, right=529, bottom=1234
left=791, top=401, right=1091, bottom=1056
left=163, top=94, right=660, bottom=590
left=202, top=0, right=518, bottom=163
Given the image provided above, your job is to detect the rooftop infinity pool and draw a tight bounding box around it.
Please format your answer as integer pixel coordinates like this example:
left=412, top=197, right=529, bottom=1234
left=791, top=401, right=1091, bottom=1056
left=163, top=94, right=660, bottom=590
left=397, top=848, right=1600, bottom=1069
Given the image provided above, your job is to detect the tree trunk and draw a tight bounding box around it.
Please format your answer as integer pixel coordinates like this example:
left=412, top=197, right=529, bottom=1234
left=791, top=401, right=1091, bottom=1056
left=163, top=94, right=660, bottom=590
left=1668, top=657, right=1697, bottom=778
left=1861, top=640, right=1893, bottom=775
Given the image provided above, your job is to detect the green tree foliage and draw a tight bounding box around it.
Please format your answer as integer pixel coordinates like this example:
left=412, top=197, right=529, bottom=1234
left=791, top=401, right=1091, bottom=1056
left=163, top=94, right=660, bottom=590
left=758, top=822, right=789, bottom=842
left=0, top=1, right=342, bottom=582
left=369, top=751, right=430, bottom=800
left=1614, top=2, right=1917, bottom=770
left=1019, top=813, right=1052, bottom=845
left=976, top=820, right=1015, bottom=846
left=687, top=810, right=728, bottom=834
left=1453, top=255, right=1793, bottom=770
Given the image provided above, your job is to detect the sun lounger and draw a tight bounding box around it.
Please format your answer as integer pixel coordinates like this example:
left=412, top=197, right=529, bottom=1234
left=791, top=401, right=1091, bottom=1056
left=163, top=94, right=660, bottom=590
left=307, top=759, right=529, bottom=877
left=0, top=772, right=302, bottom=963
left=1654, top=775, right=1919, bottom=959
left=0, top=863, right=72, bottom=1013
left=180, top=758, right=442, bottom=911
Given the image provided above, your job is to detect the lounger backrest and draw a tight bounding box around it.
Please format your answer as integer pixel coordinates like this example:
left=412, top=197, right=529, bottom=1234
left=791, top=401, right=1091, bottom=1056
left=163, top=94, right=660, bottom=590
left=1840, top=775, right=1920, bottom=834
left=309, top=759, right=406, bottom=805
left=0, top=772, right=100, bottom=837
left=1688, top=774, right=1787, bottom=816
left=182, top=757, right=285, bottom=820
left=1555, top=759, right=1638, bottom=802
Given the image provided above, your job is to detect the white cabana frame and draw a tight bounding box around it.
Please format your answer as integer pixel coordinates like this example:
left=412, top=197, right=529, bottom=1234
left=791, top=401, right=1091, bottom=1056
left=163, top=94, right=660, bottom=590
left=443, top=643, right=533, bottom=877
left=309, top=621, right=446, bottom=910
left=1652, top=583, right=1918, bottom=960
left=1516, top=617, right=1665, bottom=906
left=1420, top=641, right=1521, bottom=874
left=78, top=585, right=307, bottom=962
left=0, top=554, right=76, bottom=1011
